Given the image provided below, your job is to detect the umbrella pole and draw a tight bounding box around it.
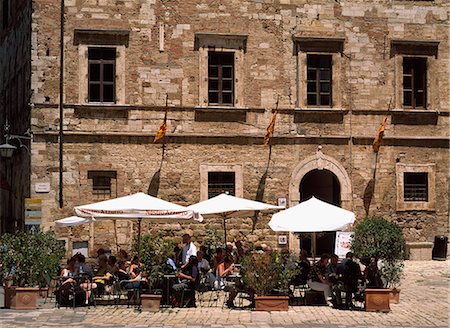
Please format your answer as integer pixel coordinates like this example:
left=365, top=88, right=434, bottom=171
left=223, top=217, right=227, bottom=246
left=312, top=232, right=317, bottom=262
left=114, top=220, right=118, bottom=254
left=137, top=218, right=142, bottom=256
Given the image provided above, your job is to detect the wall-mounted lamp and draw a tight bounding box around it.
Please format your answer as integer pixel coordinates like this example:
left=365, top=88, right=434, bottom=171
left=0, top=120, right=32, bottom=158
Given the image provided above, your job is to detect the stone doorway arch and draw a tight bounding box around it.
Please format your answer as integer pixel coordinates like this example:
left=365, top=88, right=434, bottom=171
left=288, top=150, right=353, bottom=253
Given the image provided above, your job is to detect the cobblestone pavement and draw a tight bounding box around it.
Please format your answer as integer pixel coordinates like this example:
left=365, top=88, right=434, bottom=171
left=0, top=261, right=448, bottom=328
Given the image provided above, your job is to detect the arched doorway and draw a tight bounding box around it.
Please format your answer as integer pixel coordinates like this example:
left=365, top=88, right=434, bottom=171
left=299, top=169, right=341, bottom=256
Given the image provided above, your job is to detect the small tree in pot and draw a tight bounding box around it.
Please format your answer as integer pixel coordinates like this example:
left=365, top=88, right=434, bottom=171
left=351, top=216, right=406, bottom=310
left=240, top=251, right=299, bottom=311
left=133, top=234, right=174, bottom=311
left=0, top=231, right=65, bottom=309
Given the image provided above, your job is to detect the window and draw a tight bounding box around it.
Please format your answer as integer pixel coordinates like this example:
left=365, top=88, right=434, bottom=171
left=88, top=48, right=116, bottom=103
left=195, top=33, right=247, bottom=109
left=88, top=170, right=117, bottom=199
left=403, top=58, right=427, bottom=108
left=208, top=52, right=234, bottom=106
left=404, top=173, right=428, bottom=201
left=200, top=164, right=243, bottom=200
left=307, top=55, right=332, bottom=106
left=73, top=241, right=89, bottom=257
left=208, top=172, right=235, bottom=198
left=396, top=163, right=435, bottom=211
left=2, top=0, right=9, bottom=30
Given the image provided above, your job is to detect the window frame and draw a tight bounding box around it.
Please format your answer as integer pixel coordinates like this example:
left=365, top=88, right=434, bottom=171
left=87, top=170, right=117, bottom=199
left=200, top=164, right=243, bottom=201
left=402, top=57, right=427, bottom=109
left=207, top=171, right=236, bottom=198
left=208, top=51, right=235, bottom=106
left=306, top=54, right=332, bottom=107
left=88, top=47, right=116, bottom=103
left=396, top=163, right=435, bottom=211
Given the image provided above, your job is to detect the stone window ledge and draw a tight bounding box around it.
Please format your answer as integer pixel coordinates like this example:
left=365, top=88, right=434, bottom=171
left=391, top=109, right=438, bottom=125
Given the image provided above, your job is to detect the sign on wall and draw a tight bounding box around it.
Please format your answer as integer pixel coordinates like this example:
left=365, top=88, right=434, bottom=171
left=334, top=231, right=353, bottom=258
left=24, top=198, right=42, bottom=226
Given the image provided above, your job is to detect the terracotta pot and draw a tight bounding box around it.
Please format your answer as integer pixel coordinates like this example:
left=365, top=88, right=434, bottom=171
left=4, top=287, right=40, bottom=310
left=255, top=295, right=289, bottom=311
left=389, top=288, right=401, bottom=304
left=365, top=288, right=390, bottom=312
left=141, top=294, right=162, bottom=312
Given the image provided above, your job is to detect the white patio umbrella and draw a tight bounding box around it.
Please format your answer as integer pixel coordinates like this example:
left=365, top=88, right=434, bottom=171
left=55, top=216, right=92, bottom=227
left=74, top=192, right=203, bottom=252
left=187, top=193, right=284, bottom=243
left=268, top=197, right=355, bottom=258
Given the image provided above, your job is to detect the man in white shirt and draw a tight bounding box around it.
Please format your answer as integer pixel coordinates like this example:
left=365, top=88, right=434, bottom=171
left=181, top=233, right=197, bottom=265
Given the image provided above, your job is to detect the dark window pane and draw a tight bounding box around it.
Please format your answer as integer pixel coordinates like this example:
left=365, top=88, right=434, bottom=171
left=208, top=52, right=220, bottom=65
left=222, top=66, right=233, bottom=78
left=403, top=76, right=412, bottom=89
left=103, top=84, right=114, bottom=102
left=209, top=66, right=218, bottom=78
left=403, top=91, right=412, bottom=106
left=89, top=64, right=100, bottom=81
left=209, top=92, right=219, bottom=104
left=307, top=82, right=316, bottom=92
left=222, top=93, right=233, bottom=104
left=307, top=94, right=317, bottom=105
left=320, top=69, right=330, bottom=81
left=320, top=82, right=330, bottom=93
left=208, top=79, right=219, bottom=91
left=320, top=95, right=330, bottom=106
left=222, top=80, right=233, bottom=91
left=307, top=69, right=316, bottom=81
left=89, top=84, right=100, bottom=102
left=221, top=53, right=234, bottom=65
left=404, top=172, right=428, bottom=201
left=416, top=93, right=424, bottom=107
left=103, top=64, right=114, bottom=82
left=208, top=172, right=235, bottom=198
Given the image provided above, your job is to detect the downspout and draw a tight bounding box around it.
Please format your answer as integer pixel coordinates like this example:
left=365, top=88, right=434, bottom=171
left=59, top=0, right=64, bottom=208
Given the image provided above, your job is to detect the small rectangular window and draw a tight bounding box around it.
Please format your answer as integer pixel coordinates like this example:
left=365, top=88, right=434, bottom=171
left=208, top=172, right=235, bottom=198
left=404, top=172, right=428, bottom=201
left=88, top=170, right=117, bottom=199
left=307, top=54, right=332, bottom=106
left=73, top=241, right=89, bottom=258
left=208, top=52, right=234, bottom=106
left=88, top=48, right=116, bottom=103
left=403, top=57, right=427, bottom=109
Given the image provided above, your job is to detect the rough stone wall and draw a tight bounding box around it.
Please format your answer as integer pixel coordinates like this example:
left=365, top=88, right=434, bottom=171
left=0, top=0, right=32, bottom=233
left=30, top=0, right=449, bottom=256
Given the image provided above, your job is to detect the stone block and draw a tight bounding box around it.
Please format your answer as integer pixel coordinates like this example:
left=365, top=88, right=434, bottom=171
left=406, top=242, right=434, bottom=261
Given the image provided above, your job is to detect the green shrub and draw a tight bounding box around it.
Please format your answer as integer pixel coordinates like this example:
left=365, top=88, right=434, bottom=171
left=133, top=234, right=174, bottom=290
left=351, top=216, right=405, bottom=288
left=0, top=231, right=65, bottom=287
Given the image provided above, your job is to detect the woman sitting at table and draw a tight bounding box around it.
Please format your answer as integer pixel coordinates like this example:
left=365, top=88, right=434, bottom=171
left=215, top=255, right=234, bottom=290
left=117, top=260, right=142, bottom=291
left=172, top=255, right=199, bottom=307
left=60, top=257, right=96, bottom=305
left=92, top=255, right=112, bottom=296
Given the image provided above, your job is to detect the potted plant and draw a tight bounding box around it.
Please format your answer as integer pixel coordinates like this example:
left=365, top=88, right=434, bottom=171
left=381, top=260, right=404, bottom=304
left=351, top=216, right=405, bottom=312
left=134, top=234, right=174, bottom=311
left=0, top=231, right=65, bottom=309
left=240, top=251, right=298, bottom=311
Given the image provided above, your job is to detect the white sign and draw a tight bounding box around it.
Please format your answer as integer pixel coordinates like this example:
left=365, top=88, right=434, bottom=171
left=35, top=182, right=51, bottom=193
left=278, top=235, right=288, bottom=245
left=334, top=231, right=353, bottom=258
left=277, top=197, right=287, bottom=207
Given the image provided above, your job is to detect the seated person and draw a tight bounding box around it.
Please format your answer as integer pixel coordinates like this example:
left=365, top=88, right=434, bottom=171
left=215, top=255, right=234, bottom=290
left=61, top=256, right=96, bottom=305
left=92, top=255, right=113, bottom=295
left=212, top=247, right=224, bottom=271
left=197, top=250, right=215, bottom=288
left=326, top=254, right=340, bottom=285
left=364, top=256, right=383, bottom=288
left=73, top=253, right=93, bottom=277
left=292, top=249, right=310, bottom=286
left=129, top=255, right=142, bottom=279
left=108, top=255, right=118, bottom=276
left=307, top=254, right=333, bottom=306
left=335, top=252, right=363, bottom=309
left=172, top=255, right=199, bottom=307
left=117, top=260, right=141, bottom=290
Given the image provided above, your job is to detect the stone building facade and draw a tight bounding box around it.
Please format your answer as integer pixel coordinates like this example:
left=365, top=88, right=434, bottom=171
left=31, top=0, right=449, bottom=258
left=0, top=0, right=32, bottom=234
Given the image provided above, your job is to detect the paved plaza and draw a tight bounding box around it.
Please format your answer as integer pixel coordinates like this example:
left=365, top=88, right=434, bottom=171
left=0, top=261, right=448, bottom=328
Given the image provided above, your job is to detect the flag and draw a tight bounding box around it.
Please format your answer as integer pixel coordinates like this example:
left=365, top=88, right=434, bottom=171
left=372, top=114, right=388, bottom=153
left=153, top=111, right=167, bottom=143
left=264, top=110, right=277, bottom=146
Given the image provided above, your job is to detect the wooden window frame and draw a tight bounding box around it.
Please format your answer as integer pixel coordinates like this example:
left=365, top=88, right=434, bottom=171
left=306, top=54, right=332, bottom=107
left=88, top=47, right=116, bottom=103
left=403, top=57, right=427, bottom=109
left=208, top=51, right=235, bottom=106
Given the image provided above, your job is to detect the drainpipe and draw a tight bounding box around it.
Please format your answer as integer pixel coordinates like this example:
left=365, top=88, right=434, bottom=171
left=59, top=0, right=64, bottom=208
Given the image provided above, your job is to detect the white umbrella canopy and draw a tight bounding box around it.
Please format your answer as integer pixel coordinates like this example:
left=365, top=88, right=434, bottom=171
left=268, top=197, right=355, bottom=259
left=269, top=197, right=355, bottom=232
left=187, top=193, right=284, bottom=243
left=75, top=192, right=203, bottom=221
left=55, top=216, right=92, bottom=227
